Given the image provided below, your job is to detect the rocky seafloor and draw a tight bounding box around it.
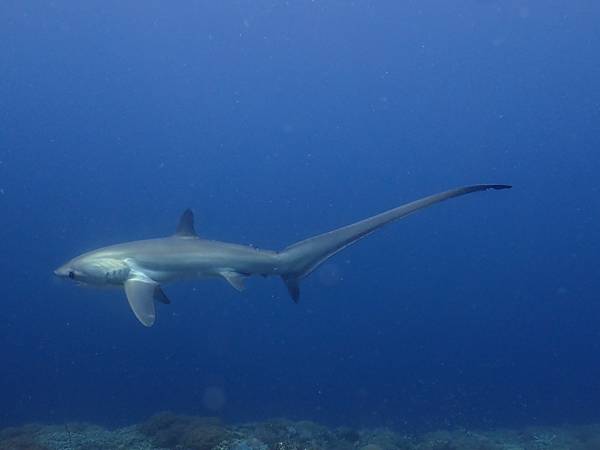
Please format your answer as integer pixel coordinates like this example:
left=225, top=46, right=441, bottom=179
left=2, top=412, right=600, bottom=450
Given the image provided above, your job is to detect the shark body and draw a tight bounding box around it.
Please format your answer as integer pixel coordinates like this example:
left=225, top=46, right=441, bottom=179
left=55, top=184, right=510, bottom=326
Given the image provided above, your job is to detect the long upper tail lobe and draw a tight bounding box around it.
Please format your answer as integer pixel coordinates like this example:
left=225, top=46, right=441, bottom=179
left=277, top=184, right=511, bottom=301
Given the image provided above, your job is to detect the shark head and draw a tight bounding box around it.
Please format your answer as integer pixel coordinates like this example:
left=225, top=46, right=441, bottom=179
left=54, top=254, right=130, bottom=287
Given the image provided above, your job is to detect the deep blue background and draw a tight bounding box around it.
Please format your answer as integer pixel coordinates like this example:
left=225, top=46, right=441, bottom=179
left=1, top=0, right=600, bottom=431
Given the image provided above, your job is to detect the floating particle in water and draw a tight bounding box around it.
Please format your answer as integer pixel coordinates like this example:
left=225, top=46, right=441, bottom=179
left=318, top=263, right=343, bottom=287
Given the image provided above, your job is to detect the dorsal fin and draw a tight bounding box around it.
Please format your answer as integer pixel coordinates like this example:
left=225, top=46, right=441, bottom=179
left=175, top=209, right=198, bottom=238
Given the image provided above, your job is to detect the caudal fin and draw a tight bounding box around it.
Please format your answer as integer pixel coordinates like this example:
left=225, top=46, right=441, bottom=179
left=278, top=184, right=511, bottom=301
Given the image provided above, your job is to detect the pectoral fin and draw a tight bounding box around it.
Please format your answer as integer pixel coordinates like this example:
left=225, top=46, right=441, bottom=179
left=124, top=276, right=163, bottom=327
left=220, top=270, right=248, bottom=292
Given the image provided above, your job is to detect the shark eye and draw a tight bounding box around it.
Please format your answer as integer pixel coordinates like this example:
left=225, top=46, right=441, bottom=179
left=68, top=270, right=75, bottom=279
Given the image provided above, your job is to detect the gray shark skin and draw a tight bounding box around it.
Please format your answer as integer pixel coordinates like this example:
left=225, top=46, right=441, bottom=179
left=55, top=184, right=511, bottom=326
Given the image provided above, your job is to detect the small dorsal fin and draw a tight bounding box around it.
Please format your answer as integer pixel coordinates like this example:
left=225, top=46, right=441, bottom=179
left=175, top=209, right=198, bottom=238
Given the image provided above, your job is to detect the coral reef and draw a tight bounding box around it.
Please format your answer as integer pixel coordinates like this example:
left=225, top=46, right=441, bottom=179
left=138, top=412, right=229, bottom=449
left=3, top=415, right=600, bottom=450
left=0, top=423, right=47, bottom=450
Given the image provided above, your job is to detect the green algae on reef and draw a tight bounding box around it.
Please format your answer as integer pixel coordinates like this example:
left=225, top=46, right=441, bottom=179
left=3, top=413, right=600, bottom=450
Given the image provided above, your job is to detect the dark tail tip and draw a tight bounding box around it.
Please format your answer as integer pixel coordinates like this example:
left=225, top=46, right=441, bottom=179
left=463, top=184, right=512, bottom=196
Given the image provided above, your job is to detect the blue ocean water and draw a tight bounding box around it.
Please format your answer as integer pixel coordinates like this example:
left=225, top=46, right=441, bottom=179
left=1, top=0, right=600, bottom=433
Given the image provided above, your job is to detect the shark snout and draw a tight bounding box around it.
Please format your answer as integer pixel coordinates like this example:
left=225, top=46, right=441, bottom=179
left=54, top=265, right=73, bottom=279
